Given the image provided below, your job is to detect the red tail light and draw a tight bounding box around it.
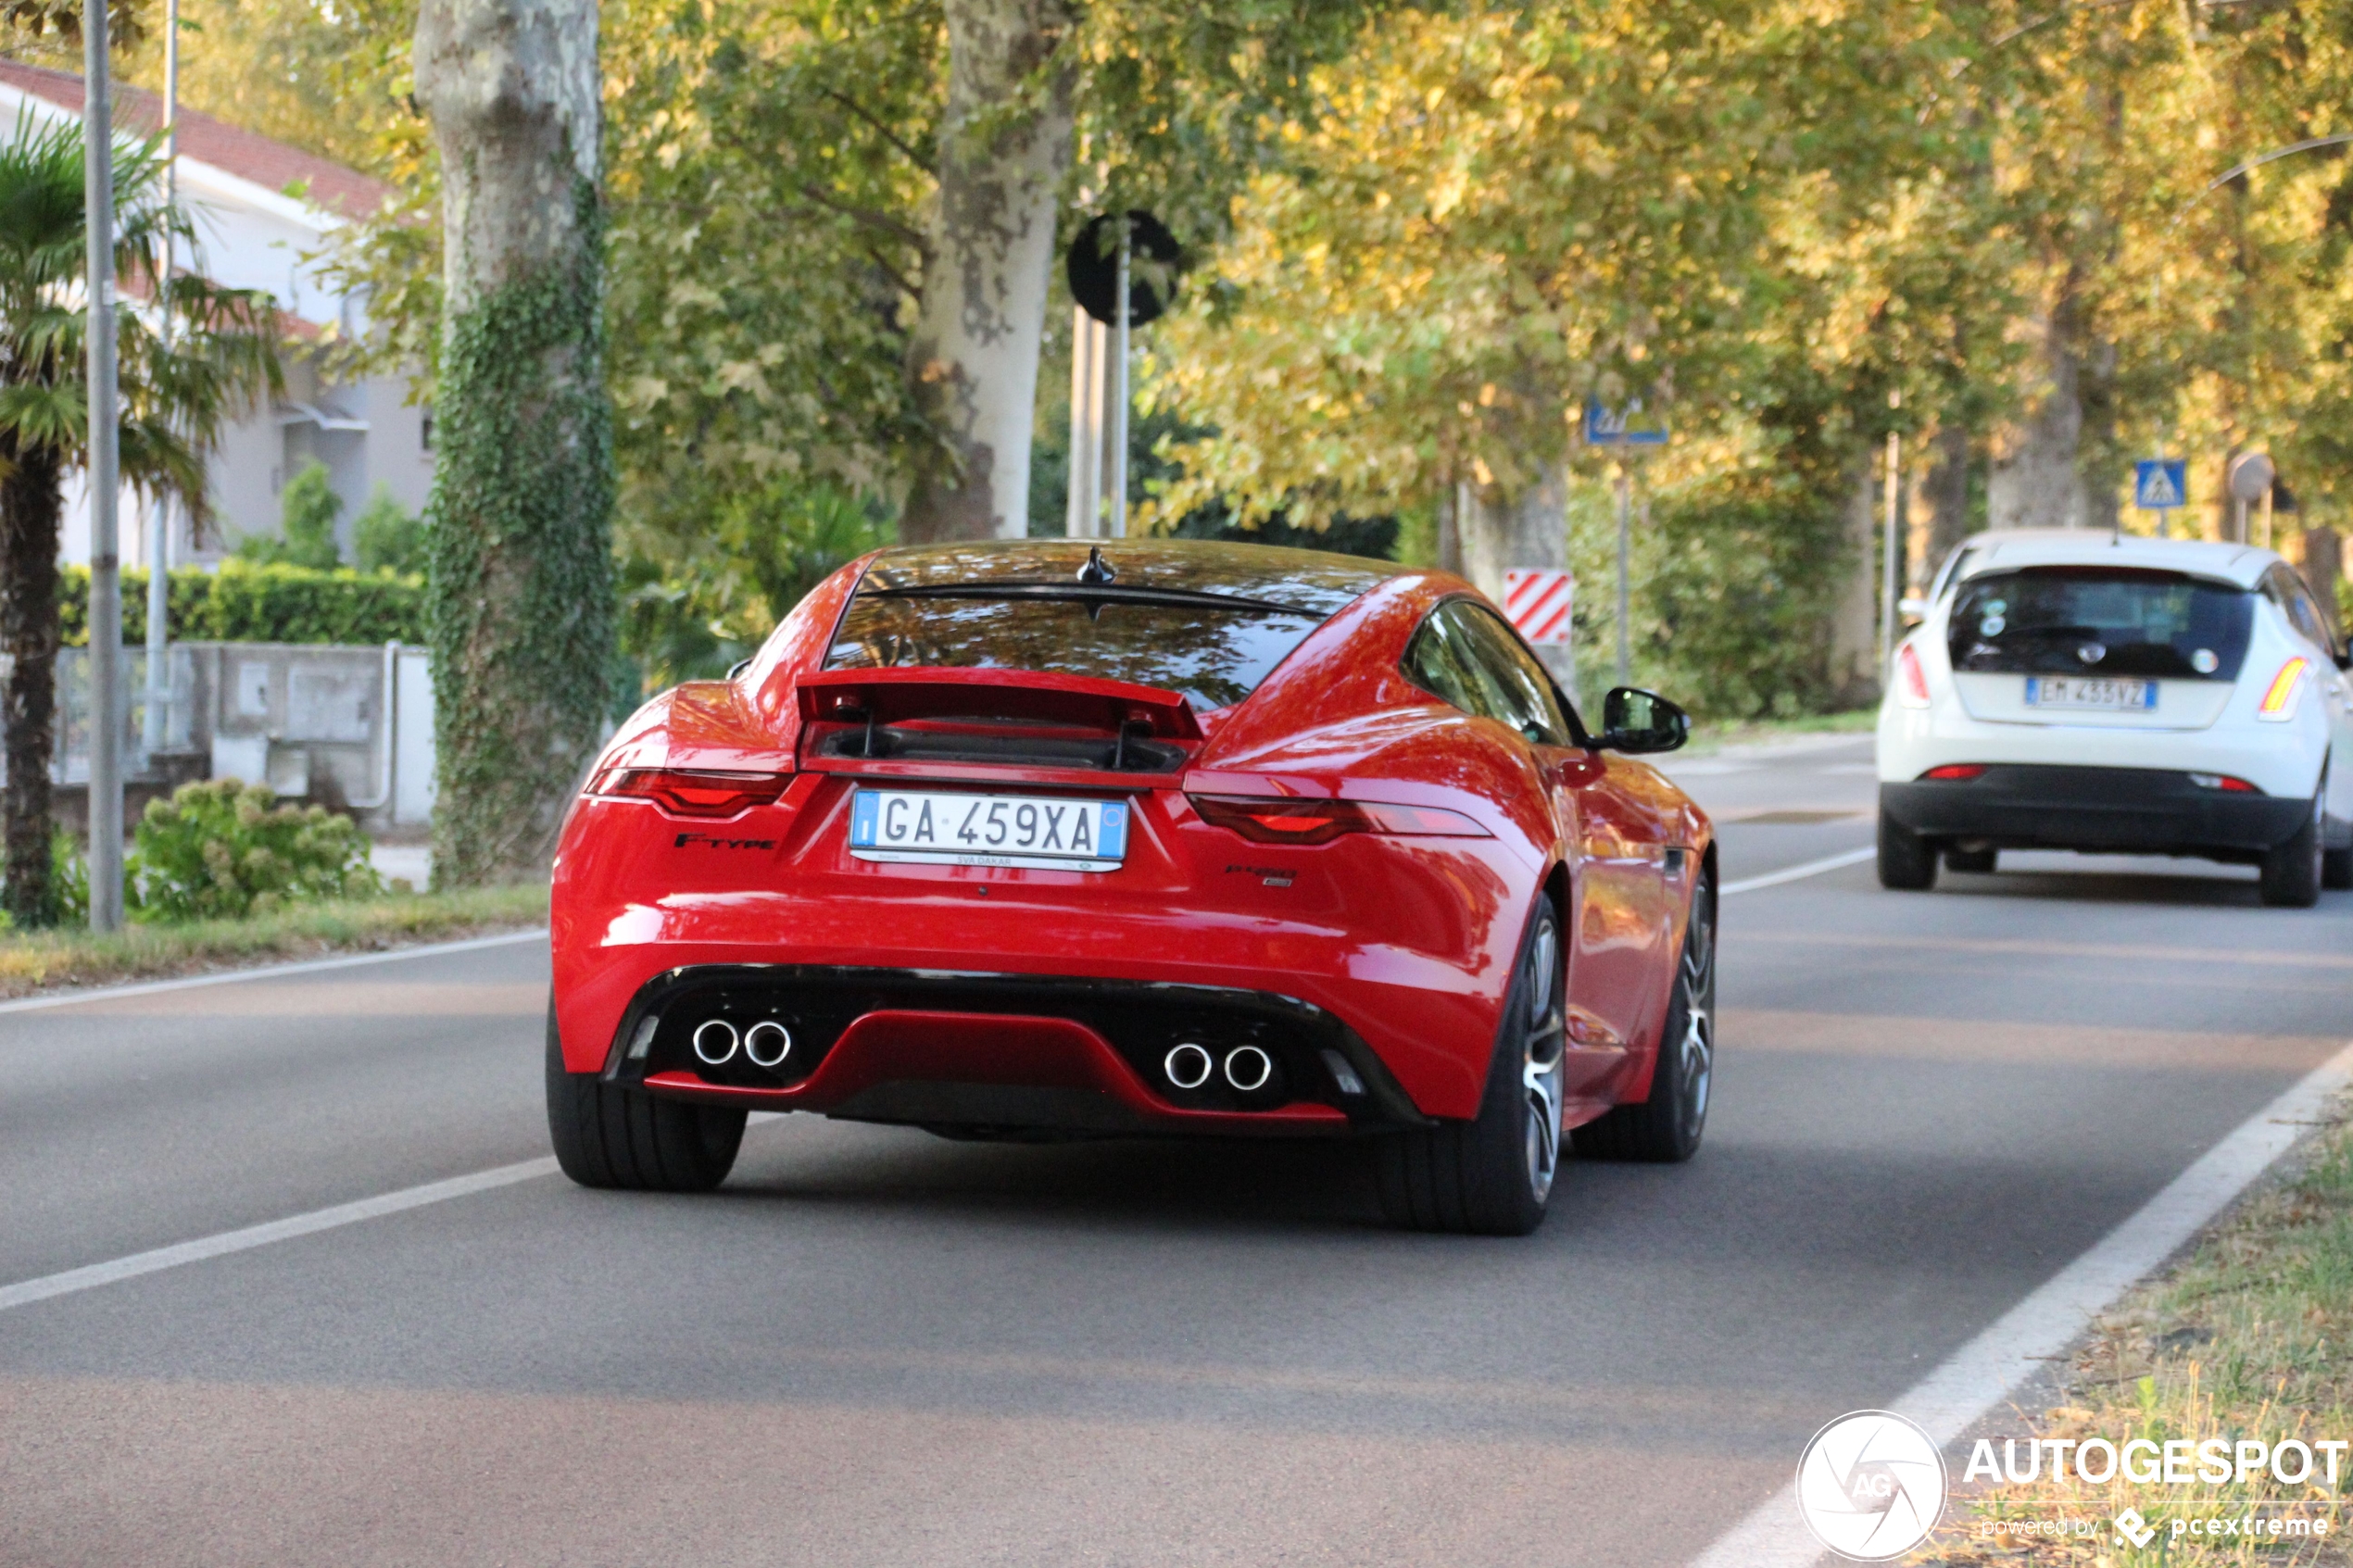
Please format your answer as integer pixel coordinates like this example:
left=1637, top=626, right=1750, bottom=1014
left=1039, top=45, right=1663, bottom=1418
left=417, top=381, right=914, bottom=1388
left=1189, top=796, right=1491, bottom=846
left=589, top=769, right=792, bottom=818
left=1922, top=764, right=1987, bottom=781
left=2189, top=772, right=2260, bottom=793
left=1894, top=642, right=1932, bottom=709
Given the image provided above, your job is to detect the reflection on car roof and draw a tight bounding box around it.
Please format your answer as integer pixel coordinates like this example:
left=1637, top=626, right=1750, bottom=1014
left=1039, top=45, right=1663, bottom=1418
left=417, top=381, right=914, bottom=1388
left=858, top=539, right=1402, bottom=619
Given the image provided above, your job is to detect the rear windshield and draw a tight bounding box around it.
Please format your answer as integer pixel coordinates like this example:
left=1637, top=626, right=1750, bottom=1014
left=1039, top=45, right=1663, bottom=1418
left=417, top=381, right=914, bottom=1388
left=824, top=541, right=1390, bottom=709
left=1948, top=568, right=2252, bottom=681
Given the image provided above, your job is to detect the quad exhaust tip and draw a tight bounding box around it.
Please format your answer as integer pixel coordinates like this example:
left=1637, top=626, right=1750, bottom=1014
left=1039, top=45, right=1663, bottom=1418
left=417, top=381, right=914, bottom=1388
left=1164, top=1042, right=1214, bottom=1090
left=1223, top=1045, right=1273, bottom=1093
left=692, top=1019, right=739, bottom=1066
left=744, top=1020, right=793, bottom=1069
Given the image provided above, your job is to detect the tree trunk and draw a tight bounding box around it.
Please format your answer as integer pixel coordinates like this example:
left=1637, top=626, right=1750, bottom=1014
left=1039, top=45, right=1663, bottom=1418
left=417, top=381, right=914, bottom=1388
left=415, top=0, right=616, bottom=885
left=1988, top=298, right=2090, bottom=531
left=1827, top=458, right=1880, bottom=705
left=1922, top=420, right=1973, bottom=571
left=0, top=437, right=62, bottom=926
left=898, top=0, right=1076, bottom=544
left=1456, top=462, right=1572, bottom=685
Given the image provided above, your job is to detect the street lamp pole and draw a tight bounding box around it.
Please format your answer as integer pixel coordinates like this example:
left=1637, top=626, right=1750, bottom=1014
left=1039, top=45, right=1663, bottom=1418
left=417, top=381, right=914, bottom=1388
left=1881, top=394, right=1902, bottom=677
left=83, top=0, right=125, bottom=931
left=142, top=0, right=179, bottom=762
left=1613, top=463, right=1631, bottom=688
left=1111, top=220, right=1130, bottom=539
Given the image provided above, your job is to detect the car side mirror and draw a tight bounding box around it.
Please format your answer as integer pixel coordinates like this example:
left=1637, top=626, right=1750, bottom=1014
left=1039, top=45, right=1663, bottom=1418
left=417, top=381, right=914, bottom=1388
left=1898, top=595, right=1931, bottom=625
left=1594, top=686, right=1689, bottom=755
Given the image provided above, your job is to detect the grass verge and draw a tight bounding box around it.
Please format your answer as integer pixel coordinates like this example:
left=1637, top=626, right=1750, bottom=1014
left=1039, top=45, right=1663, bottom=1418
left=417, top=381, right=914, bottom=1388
left=1916, top=1103, right=2353, bottom=1564
left=1680, top=707, right=1878, bottom=756
left=0, top=883, right=548, bottom=998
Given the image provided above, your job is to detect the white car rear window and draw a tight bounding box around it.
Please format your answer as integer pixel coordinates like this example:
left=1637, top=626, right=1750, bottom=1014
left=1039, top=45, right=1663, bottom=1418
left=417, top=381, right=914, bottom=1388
left=1948, top=568, right=2252, bottom=682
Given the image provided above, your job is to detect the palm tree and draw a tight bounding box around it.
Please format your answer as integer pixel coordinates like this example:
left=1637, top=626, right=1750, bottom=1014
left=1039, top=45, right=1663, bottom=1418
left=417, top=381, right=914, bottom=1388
left=0, top=115, right=281, bottom=925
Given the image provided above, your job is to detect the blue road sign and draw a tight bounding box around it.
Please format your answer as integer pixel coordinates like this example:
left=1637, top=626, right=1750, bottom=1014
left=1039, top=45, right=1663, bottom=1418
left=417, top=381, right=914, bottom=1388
left=1584, top=398, right=1669, bottom=447
left=2134, top=458, right=2187, bottom=510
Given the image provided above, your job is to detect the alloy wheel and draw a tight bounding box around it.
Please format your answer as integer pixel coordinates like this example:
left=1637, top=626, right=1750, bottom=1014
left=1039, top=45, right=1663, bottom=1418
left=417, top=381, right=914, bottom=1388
left=1520, top=914, right=1567, bottom=1203
left=1675, top=884, right=1716, bottom=1142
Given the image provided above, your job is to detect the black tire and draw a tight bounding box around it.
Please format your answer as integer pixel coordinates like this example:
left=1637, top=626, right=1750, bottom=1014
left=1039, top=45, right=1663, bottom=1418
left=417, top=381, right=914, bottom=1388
left=1877, top=806, right=1938, bottom=890
left=2324, top=846, right=2353, bottom=892
left=1944, top=846, right=1996, bottom=874
left=2259, top=791, right=2325, bottom=909
left=546, top=1003, right=746, bottom=1191
left=1374, top=902, right=1566, bottom=1236
left=1573, top=864, right=1715, bottom=1163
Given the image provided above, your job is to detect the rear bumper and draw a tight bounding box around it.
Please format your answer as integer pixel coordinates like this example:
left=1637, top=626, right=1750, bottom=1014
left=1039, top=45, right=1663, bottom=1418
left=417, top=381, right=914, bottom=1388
left=1880, top=765, right=2309, bottom=859
left=592, top=965, right=1428, bottom=1135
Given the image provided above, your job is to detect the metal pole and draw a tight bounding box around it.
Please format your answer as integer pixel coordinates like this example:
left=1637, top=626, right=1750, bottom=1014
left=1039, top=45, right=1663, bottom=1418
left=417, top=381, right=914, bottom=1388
left=142, top=0, right=177, bottom=759
left=84, top=0, right=124, bottom=931
left=1613, top=463, right=1631, bottom=689
left=1111, top=220, right=1130, bottom=540
left=1064, top=306, right=1099, bottom=538
left=1880, top=428, right=1901, bottom=676
left=2234, top=496, right=2248, bottom=546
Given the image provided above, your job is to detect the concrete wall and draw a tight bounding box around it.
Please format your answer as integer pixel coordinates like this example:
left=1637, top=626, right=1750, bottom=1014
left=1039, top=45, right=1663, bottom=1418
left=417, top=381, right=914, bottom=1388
left=31, top=642, right=437, bottom=832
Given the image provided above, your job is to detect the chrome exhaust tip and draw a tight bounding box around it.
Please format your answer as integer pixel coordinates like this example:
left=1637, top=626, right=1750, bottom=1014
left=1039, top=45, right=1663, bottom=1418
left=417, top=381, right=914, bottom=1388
left=743, top=1020, right=792, bottom=1069
left=1164, top=1042, right=1214, bottom=1090
left=1224, top=1045, right=1274, bottom=1093
left=691, top=1019, right=740, bottom=1066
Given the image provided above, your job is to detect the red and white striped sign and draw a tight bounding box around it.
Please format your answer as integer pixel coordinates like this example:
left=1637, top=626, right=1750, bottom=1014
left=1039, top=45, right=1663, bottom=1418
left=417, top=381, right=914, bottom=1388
left=1504, top=569, right=1577, bottom=646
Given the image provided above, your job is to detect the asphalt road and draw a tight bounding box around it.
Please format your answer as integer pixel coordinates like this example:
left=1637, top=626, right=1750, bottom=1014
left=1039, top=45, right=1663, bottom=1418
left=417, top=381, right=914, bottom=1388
left=5, top=733, right=2348, bottom=1567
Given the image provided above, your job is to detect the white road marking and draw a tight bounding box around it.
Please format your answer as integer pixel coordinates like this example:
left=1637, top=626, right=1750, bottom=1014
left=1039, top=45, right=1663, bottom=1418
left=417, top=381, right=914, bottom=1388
left=0, top=1158, right=561, bottom=1316
left=1720, top=847, right=1876, bottom=897
left=0, top=928, right=548, bottom=1018
left=1689, top=1035, right=2353, bottom=1568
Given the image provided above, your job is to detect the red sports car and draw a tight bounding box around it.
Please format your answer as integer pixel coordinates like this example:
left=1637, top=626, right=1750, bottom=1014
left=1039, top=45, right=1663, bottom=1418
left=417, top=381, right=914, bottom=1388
left=546, top=540, right=1714, bottom=1234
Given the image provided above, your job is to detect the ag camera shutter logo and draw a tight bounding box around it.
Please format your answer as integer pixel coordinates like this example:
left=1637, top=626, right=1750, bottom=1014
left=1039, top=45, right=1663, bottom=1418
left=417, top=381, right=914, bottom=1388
left=1795, top=1410, right=1948, bottom=1560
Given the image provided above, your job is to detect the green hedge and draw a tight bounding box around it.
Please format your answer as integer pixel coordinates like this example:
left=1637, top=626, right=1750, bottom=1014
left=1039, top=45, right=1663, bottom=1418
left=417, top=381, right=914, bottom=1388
left=60, top=561, right=427, bottom=646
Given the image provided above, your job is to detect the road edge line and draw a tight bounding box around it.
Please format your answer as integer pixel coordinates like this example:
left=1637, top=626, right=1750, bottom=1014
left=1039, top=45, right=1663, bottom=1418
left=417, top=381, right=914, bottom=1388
left=1721, top=847, right=1876, bottom=897
left=0, top=927, right=549, bottom=1017
left=0, top=1158, right=562, bottom=1315
left=1688, top=1035, right=2353, bottom=1568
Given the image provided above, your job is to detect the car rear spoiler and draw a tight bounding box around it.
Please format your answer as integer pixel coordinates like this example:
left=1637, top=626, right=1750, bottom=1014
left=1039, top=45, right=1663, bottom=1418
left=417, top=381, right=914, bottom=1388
left=794, top=668, right=1203, bottom=777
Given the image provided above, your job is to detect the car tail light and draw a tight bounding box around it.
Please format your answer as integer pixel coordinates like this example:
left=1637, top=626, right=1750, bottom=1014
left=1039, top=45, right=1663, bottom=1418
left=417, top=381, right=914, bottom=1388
left=2257, top=658, right=2310, bottom=721
left=1921, top=764, right=1986, bottom=781
left=1189, top=796, right=1491, bottom=845
left=588, top=769, right=793, bottom=818
left=1894, top=642, right=1931, bottom=709
left=2189, top=772, right=2261, bottom=793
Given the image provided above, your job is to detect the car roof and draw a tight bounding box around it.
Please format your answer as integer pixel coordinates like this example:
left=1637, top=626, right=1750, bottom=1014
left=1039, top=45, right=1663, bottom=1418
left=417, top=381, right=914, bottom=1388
left=1949, top=529, right=2279, bottom=591
left=857, top=538, right=1406, bottom=618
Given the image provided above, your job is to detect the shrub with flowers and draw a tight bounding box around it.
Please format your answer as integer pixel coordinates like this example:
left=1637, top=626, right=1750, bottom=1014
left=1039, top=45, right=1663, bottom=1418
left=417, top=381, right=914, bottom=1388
left=129, top=780, right=383, bottom=922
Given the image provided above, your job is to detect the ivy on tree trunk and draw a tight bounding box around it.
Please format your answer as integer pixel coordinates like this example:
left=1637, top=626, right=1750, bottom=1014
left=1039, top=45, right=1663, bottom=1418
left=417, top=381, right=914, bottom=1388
left=899, top=0, right=1076, bottom=544
left=416, top=0, right=616, bottom=885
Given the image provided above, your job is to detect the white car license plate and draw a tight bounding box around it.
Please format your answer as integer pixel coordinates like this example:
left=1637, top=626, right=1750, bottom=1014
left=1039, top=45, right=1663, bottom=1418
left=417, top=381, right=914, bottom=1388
left=2025, top=676, right=2156, bottom=711
left=848, top=789, right=1129, bottom=872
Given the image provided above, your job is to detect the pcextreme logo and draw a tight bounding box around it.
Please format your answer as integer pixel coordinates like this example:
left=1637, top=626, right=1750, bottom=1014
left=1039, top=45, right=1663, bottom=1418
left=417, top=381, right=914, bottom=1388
left=1796, top=1411, right=1947, bottom=1561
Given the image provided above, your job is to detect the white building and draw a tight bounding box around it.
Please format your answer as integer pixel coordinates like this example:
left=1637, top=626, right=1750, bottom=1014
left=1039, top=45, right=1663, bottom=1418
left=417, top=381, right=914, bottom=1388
left=0, top=61, right=433, bottom=567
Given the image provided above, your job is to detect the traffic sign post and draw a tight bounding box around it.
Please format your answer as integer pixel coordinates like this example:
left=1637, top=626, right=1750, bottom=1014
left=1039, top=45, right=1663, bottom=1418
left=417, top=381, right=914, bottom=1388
left=1505, top=568, right=1577, bottom=700
left=1584, top=400, right=1667, bottom=687
left=2134, top=458, right=2186, bottom=521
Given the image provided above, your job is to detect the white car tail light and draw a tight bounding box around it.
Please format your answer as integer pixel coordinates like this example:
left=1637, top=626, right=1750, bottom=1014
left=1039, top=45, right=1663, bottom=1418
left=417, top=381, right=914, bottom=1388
left=2256, top=658, right=2310, bottom=721
left=1894, top=643, right=1931, bottom=709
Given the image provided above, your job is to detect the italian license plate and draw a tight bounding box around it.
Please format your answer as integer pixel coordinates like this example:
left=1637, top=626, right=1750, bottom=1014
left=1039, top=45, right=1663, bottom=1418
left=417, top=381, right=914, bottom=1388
left=2025, top=676, right=2156, bottom=711
left=848, top=789, right=1128, bottom=872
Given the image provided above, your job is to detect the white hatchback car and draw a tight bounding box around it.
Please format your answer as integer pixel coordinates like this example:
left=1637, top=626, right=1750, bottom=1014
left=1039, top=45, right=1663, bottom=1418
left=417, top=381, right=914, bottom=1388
left=1878, top=529, right=2353, bottom=906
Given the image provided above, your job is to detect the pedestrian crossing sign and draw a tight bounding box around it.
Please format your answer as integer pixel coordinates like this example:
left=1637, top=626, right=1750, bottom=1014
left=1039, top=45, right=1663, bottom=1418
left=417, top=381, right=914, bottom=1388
left=2134, top=458, right=2186, bottom=510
